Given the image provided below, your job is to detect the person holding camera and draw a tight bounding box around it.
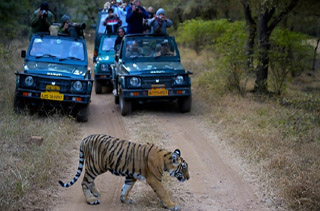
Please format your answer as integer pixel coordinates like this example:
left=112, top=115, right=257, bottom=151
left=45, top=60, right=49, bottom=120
left=126, top=0, right=149, bottom=34
left=59, top=15, right=71, bottom=34
left=148, top=8, right=172, bottom=35
left=30, top=2, right=54, bottom=37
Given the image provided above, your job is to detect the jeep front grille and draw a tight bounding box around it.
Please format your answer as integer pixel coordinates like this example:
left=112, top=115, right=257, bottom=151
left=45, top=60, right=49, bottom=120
left=141, top=76, right=173, bottom=88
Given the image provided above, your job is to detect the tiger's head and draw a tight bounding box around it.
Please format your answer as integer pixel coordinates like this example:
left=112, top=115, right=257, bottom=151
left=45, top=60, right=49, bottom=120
left=165, top=149, right=190, bottom=182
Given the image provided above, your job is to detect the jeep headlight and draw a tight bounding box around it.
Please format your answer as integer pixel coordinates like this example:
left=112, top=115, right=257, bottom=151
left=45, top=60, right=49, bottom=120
left=175, top=75, right=184, bottom=85
left=100, top=64, right=108, bottom=71
left=25, top=76, right=34, bottom=87
left=73, top=81, right=83, bottom=91
left=129, top=77, right=141, bottom=87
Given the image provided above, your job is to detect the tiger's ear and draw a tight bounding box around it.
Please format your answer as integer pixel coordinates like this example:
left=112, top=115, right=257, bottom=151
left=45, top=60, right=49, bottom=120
left=172, top=149, right=181, bottom=164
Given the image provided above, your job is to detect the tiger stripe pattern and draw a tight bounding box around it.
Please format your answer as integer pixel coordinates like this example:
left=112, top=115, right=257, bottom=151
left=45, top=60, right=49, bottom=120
left=58, top=134, right=190, bottom=210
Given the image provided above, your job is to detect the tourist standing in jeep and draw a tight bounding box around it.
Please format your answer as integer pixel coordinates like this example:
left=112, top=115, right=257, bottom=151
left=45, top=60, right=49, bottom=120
left=30, top=2, right=54, bottom=38
left=148, top=8, right=172, bottom=35
left=126, top=0, right=149, bottom=34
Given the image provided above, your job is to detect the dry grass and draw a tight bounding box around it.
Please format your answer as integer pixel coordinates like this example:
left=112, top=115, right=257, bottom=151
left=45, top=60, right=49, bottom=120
left=0, top=41, right=79, bottom=210
left=180, top=47, right=320, bottom=211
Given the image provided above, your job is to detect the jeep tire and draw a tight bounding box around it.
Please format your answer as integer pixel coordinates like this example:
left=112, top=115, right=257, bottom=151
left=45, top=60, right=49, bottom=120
left=114, top=95, right=119, bottom=104
left=105, top=84, right=113, bottom=93
left=95, top=81, right=102, bottom=94
left=178, top=95, right=192, bottom=113
left=76, top=104, right=89, bottom=122
left=119, top=92, right=131, bottom=116
left=14, top=94, right=25, bottom=113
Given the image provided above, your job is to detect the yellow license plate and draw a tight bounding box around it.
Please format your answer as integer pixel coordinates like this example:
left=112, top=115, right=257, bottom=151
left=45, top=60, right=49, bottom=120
left=148, top=88, right=168, bottom=96
left=40, top=91, right=64, bottom=101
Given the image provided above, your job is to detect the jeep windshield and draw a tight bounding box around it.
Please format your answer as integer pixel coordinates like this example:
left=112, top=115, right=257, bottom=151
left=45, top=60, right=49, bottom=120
left=102, top=36, right=116, bottom=52
left=123, top=37, right=177, bottom=60
left=30, top=37, right=85, bottom=61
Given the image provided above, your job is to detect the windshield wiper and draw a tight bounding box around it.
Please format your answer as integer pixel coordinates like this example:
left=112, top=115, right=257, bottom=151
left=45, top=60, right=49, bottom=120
left=36, top=54, right=56, bottom=59
left=59, top=56, right=82, bottom=61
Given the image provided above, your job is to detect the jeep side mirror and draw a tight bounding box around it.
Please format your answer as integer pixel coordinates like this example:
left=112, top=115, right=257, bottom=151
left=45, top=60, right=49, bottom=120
left=21, top=50, right=26, bottom=58
left=187, top=70, right=193, bottom=75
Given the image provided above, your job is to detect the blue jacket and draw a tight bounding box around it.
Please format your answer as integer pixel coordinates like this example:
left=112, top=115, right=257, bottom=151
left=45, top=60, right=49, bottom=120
left=126, top=6, right=149, bottom=34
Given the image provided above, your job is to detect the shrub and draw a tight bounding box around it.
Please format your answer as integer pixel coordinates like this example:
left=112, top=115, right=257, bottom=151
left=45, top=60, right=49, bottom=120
left=215, top=21, right=247, bottom=94
left=176, top=19, right=229, bottom=55
left=269, top=28, right=313, bottom=94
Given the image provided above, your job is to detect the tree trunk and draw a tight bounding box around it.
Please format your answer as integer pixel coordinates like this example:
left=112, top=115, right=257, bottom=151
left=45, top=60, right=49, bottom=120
left=253, top=0, right=299, bottom=94
left=241, top=1, right=256, bottom=72
left=312, top=38, right=320, bottom=70
left=254, top=9, right=273, bottom=93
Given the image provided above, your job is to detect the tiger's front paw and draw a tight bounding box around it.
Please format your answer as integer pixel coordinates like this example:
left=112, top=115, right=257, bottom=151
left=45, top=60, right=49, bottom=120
left=120, top=195, right=134, bottom=204
left=168, top=205, right=181, bottom=211
left=86, top=196, right=100, bottom=205
left=162, top=202, right=180, bottom=211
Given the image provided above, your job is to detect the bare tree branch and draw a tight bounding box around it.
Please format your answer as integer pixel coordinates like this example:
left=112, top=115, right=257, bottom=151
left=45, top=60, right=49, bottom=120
left=269, top=0, right=299, bottom=32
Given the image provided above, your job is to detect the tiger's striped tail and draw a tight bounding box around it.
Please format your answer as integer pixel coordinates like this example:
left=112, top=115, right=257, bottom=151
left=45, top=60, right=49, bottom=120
left=58, top=146, right=84, bottom=188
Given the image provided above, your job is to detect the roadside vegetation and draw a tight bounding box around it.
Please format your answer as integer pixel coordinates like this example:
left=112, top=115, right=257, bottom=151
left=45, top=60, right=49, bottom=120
left=177, top=19, right=320, bottom=210
left=0, top=42, right=79, bottom=210
left=1, top=0, right=320, bottom=211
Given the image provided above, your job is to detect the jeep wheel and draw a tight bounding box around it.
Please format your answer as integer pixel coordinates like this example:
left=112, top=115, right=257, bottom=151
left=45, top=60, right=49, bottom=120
left=76, top=104, right=89, bottom=122
left=105, top=84, right=113, bottom=93
left=114, top=95, right=119, bottom=104
left=14, top=94, right=25, bottom=113
left=119, top=93, right=131, bottom=116
left=178, top=95, right=192, bottom=113
left=95, top=81, right=102, bottom=94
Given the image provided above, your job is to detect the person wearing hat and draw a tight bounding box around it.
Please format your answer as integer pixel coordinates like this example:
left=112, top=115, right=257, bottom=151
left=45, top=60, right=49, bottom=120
left=30, top=1, right=54, bottom=38
left=59, top=15, right=71, bottom=34
left=148, top=8, right=172, bottom=35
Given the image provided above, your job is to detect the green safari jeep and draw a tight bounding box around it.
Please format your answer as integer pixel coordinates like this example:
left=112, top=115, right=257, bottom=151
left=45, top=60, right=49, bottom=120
left=112, top=34, right=192, bottom=116
left=14, top=33, right=93, bottom=122
left=94, top=34, right=117, bottom=93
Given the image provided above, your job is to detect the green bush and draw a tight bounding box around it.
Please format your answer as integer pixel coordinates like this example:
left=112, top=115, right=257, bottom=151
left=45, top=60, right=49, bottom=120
left=215, top=21, right=247, bottom=94
left=179, top=19, right=248, bottom=95
left=269, top=28, right=313, bottom=94
left=176, top=19, right=229, bottom=54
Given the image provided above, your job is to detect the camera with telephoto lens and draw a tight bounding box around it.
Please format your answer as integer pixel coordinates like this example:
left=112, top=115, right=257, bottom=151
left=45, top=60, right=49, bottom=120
left=68, top=23, right=86, bottom=37
left=135, top=6, right=140, bottom=12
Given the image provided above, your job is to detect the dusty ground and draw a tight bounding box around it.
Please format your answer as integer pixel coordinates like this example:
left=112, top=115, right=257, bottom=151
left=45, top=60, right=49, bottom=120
left=52, top=91, right=272, bottom=211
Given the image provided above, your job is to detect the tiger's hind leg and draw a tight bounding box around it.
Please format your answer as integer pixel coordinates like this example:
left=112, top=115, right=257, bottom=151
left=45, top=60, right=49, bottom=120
left=81, top=170, right=100, bottom=205
left=120, top=176, right=137, bottom=204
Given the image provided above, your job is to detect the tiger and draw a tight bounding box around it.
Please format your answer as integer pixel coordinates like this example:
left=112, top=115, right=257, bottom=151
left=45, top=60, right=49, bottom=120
left=58, top=134, right=190, bottom=210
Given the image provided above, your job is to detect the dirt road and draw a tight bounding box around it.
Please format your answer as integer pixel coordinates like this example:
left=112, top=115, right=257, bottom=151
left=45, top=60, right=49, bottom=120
left=53, top=91, right=271, bottom=211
